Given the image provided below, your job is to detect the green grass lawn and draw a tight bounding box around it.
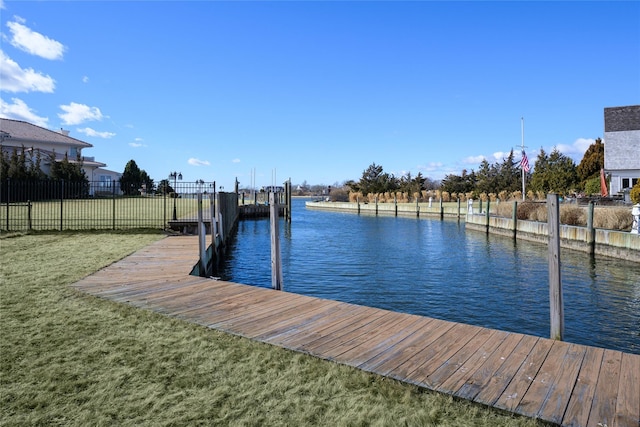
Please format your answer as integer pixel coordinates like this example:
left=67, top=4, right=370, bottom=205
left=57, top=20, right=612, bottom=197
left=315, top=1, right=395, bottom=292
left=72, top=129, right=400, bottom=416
left=0, top=232, right=549, bottom=426
left=0, top=197, right=202, bottom=231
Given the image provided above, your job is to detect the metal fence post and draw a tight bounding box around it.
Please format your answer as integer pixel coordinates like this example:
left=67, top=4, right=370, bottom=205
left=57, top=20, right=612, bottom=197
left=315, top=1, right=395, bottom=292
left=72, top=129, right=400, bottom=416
left=60, top=179, right=64, bottom=231
left=112, top=183, right=117, bottom=230
left=5, top=178, right=10, bottom=231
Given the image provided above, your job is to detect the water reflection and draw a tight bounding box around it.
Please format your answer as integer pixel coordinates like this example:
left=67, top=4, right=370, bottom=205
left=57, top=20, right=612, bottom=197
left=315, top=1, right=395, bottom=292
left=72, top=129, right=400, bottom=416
left=220, top=199, right=640, bottom=354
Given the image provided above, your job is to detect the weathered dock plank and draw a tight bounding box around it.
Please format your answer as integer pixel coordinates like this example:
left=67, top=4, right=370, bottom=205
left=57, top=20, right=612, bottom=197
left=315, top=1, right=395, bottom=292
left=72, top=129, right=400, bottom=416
left=71, top=236, right=640, bottom=427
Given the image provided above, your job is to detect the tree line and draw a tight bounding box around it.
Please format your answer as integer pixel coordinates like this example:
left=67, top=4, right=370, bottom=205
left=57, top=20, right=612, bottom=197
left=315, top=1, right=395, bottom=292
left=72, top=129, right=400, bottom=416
left=344, top=139, right=607, bottom=200
left=0, top=147, right=159, bottom=197
left=1, top=145, right=87, bottom=183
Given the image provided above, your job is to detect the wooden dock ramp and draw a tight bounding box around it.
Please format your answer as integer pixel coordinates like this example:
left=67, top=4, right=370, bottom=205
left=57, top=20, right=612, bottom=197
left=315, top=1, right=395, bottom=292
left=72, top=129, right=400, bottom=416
left=72, top=236, right=639, bottom=427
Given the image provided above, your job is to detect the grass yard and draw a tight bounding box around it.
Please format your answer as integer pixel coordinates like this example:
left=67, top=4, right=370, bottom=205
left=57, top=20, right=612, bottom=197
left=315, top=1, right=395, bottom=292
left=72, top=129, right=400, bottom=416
left=0, top=197, right=202, bottom=231
left=0, top=231, right=549, bottom=426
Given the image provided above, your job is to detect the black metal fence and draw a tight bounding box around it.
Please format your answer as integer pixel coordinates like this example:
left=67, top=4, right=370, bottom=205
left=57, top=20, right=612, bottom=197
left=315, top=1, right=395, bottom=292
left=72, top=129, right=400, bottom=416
left=1, top=179, right=216, bottom=231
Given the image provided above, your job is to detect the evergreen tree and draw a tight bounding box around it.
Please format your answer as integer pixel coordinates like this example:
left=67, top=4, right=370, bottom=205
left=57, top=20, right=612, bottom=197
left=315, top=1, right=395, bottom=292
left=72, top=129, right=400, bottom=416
left=120, top=159, right=154, bottom=195
left=530, top=148, right=578, bottom=195
left=49, top=152, right=87, bottom=182
left=7, top=146, right=28, bottom=180
left=576, top=138, right=604, bottom=187
left=497, top=150, right=522, bottom=194
left=355, top=163, right=398, bottom=195
left=441, top=169, right=475, bottom=195
left=529, top=148, right=549, bottom=193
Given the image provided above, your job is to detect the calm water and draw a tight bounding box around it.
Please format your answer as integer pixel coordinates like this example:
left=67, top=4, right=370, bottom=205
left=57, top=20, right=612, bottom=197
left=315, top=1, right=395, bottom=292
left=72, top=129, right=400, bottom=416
left=219, top=198, right=640, bottom=355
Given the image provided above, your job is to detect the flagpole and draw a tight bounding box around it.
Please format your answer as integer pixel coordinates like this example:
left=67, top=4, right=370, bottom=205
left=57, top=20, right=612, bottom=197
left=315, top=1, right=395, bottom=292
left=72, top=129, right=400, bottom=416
left=521, top=117, right=526, bottom=200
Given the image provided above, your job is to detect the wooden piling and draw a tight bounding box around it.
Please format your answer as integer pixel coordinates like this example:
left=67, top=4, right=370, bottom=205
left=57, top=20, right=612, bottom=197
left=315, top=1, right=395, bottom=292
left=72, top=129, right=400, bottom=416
left=587, top=201, right=595, bottom=255
left=547, top=194, right=564, bottom=341
left=512, top=201, right=518, bottom=239
left=197, top=193, right=207, bottom=276
left=270, top=192, right=283, bottom=291
left=485, top=199, right=491, bottom=233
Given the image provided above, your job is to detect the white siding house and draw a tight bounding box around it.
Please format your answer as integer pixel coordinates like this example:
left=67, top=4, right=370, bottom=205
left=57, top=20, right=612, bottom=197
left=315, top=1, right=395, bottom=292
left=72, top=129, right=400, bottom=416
left=0, top=118, right=121, bottom=195
left=603, top=105, right=640, bottom=197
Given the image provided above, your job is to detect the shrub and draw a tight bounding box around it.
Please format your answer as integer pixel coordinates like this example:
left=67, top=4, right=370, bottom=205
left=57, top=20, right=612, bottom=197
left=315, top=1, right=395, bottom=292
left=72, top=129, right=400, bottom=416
left=329, top=188, right=349, bottom=202
left=498, top=190, right=509, bottom=201
left=495, top=201, right=516, bottom=218
left=560, top=205, right=586, bottom=226
left=583, top=176, right=601, bottom=195
left=594, top=207, right=633, bottom=231
left=631, top=182, right=640, bottom=204
left=516, top=201, right=539, bottom=220
left=441, top=191, right=450, bottom=202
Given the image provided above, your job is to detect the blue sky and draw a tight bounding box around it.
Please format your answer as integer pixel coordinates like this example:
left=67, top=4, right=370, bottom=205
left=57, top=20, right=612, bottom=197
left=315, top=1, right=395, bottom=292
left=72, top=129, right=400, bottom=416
left=1, top=1, right=639, bottom=190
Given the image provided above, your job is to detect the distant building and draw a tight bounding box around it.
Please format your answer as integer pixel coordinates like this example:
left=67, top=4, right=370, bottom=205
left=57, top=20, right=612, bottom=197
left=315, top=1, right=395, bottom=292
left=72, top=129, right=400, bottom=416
left=603, top=105, right=640, bottom=196
left=0, top=118, right=121, bottom=194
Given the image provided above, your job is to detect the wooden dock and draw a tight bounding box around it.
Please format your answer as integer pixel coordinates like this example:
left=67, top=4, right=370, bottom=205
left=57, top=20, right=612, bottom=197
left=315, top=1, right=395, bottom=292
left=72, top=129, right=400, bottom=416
left=72, top=236, right=639, bottom=427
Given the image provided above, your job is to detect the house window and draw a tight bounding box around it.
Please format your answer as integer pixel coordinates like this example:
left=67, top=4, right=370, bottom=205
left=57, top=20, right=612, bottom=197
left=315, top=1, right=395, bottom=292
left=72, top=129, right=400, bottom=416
left=100, top=175, right=112, bottom=188
left=622, top=178, right=630, bottom=189
left=69, top=147, right=78, bottom=158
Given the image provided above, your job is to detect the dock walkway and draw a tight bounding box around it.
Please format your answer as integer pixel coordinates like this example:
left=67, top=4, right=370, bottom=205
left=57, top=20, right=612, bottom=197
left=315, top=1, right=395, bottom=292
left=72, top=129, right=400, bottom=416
left=72, top=236, right=639, bottom=427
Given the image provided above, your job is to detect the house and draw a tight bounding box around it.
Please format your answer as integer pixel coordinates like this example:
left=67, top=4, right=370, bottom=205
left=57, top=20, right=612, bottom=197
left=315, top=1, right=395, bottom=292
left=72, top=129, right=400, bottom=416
left=604, top=105, right=640, bottom=197
left=0, top=118, right=121, bottom=194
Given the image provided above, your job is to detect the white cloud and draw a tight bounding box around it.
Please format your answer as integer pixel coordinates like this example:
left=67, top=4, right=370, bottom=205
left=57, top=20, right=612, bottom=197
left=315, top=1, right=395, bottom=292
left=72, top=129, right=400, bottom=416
left=0, top=50, right=55, bottom=93
left=58, top=102, right=104, bottom=125
left=188, top=158, right=210, bottom=166
left=418, top=162, right=444, bottom=172
left=232, top=158, right=241, bottom=163
left=77, top=127, right=115, bottom=138
left=7, top=19, right=66, bottom=60
left=555, top=138, right=595, bottom=158
left=492, top=151, right=509, bottom=161
left=0, top=97, right=48, bottom=127
left=0, top=1, right=6, bottom=10
left=82, top=76, right=89, bottom=83
left=462, top=155, right=486, bottom=164
left=129, top=142, right=144, bottom=148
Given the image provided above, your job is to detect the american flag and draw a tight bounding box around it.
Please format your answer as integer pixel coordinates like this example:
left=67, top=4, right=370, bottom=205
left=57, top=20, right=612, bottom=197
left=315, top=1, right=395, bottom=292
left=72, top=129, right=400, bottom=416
left=521, top=150, right=530, bottom=173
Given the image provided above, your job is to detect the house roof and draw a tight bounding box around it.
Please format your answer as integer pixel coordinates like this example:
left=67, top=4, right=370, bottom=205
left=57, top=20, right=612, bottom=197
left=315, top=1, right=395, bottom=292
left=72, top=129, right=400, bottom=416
left=0, top=118, right=93, bottom=148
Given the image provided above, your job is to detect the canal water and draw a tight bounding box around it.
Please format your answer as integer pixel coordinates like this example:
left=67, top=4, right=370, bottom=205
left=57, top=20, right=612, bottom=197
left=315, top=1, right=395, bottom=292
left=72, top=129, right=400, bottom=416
left=219, top=198, right=640, bottom=355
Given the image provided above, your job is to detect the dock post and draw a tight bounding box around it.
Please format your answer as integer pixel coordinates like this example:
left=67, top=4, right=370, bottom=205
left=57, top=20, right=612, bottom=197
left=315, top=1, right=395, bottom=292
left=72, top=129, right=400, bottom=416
left=357, top=197, right=361, bottom=214
left=587, top=201, right=595, bottom=255
left=457, top=198, right=461, bottom=220
left=375, top=196, right=378, bottom=215
left=485, top=199, right=491, bottom=233
left=209, top=192, right=217, bottom=260
left=197, top=193, right=207, bottom=276
left=286, top=179, right=292, bottom=222
left=394, top=195, right=398, bottom=217
left=512, top=201, right=518, bottom=239
left=270, top=192, right=283, bottom=290
left=416, top=198, right=419, bottom=217
left=547, top=194, right=564, bottom=341
left=439, top=198, right=443, bottom=220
